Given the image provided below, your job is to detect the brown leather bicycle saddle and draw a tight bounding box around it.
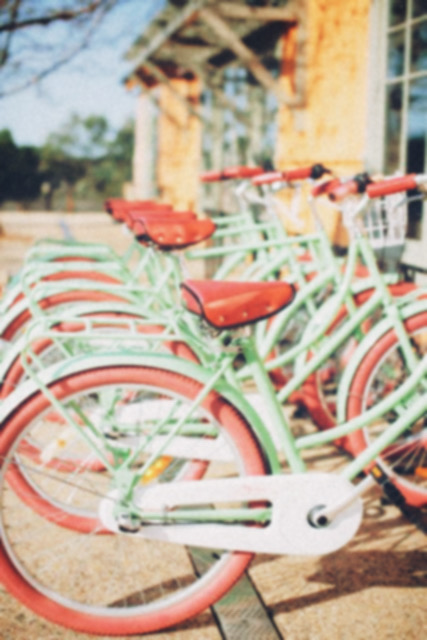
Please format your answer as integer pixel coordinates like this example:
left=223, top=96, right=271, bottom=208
left=181, top=279, right=295, bottom=329
left=106, top=200, right=173, bottom=222
left=134, top=217, right=216, bottom=249
left=113, top=205, right=175, bottom=224
left=128, top=210, right=196, bottom=232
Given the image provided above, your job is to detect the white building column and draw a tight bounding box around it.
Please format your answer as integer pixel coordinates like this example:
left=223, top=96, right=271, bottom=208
left=127, top=92, right=157, bottom=200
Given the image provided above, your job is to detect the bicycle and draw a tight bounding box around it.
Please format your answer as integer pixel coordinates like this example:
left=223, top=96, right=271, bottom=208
left=0, top=173, right=425, bottom=636
left=0, top=166, right=422, bottom=483
left=242, top=172, right=424, bottom=439
left=3, top=171, right=426, bottom=474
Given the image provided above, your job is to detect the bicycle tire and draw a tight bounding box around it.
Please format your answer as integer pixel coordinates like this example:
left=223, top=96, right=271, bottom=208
left=0, top=364, right=267, bottom=635
left=345, top=310, right=427, bottom=507
left=0, top=289, right=138, bottom=342
left=299, top=281, right=418, bottom=445
left=0, top=316, right=202, bottom=532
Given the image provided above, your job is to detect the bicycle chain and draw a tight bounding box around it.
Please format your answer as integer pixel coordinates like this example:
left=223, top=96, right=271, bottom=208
left=370, top=464, right=427, bottom=534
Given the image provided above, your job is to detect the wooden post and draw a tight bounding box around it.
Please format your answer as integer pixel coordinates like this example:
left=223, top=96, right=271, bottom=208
left=142, top=60, right=211, bottom=129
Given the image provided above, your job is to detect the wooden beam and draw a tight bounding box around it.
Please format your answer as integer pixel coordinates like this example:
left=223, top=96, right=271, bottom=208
left=163, top=41, right=219, bottom=59
left=141, top=59, right=212, bottom=129
left=186, top=60, right=251, bottom=126
left=216, top=3, right=299, bottom=23
left=131, top=0, right=210, bottom=67
left=198, top=7, right=301, bottom=106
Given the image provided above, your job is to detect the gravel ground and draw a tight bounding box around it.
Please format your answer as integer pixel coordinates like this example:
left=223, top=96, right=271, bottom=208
left=0, top=435, right=425, bottom=640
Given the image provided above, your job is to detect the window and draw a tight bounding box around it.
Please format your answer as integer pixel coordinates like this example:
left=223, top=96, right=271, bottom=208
left=384, top=0, right=427, bottom=239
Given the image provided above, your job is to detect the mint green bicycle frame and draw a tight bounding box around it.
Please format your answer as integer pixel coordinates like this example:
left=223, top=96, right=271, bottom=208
left=12, top=207, right=426, bottom=431
left=12, top=322, right=427, bottom=527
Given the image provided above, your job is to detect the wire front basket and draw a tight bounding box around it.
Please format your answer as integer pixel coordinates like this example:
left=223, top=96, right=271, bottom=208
left=341, top=192, right=408, bottom=249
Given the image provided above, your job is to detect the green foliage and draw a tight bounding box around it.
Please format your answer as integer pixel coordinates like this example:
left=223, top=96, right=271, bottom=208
left=0, top=114, right=134, bottom=210
left=45, top=114, right=112, bottom=160
left=40, top=145, right=87, bottom=189
left=89, top=118, right=134, bottom=195
left=0, top=129, right=42, bottom=204
left=41, top=113, right=134, bottom=207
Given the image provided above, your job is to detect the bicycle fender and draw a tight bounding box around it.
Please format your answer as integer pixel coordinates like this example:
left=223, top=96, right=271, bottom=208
left=0, top=351, right=281, bottom=473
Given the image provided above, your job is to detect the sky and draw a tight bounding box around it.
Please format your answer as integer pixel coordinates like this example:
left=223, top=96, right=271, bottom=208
left=0, top=0, right=165, bottom=147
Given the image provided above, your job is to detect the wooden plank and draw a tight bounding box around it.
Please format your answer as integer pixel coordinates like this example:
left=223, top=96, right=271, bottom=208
left=131, top=0, right=210, bottom=67
left=184, top=58, right=252, bottom=126
left=161, top=40, right=219, bottom=60
left=216, top=3, right=299, bottom=23
left=198, top=7, right=301, bottom=106
left=191, top=549, right=282, bottom=639
left=141, top=59, right=213, bottom=129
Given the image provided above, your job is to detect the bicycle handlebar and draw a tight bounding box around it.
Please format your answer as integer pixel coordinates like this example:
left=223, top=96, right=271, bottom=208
left=285, top=163, right=330, bottom=181
left=252, top=163, right=331, bottom=186
left=324, top=173, right=372, bottom=202
left=325, top=173, right=427, bottom=202
left=251, top=171, right=284, bottom=186
left=366, top=174, right=418, bottom=198
left=310, top=178, right=342, bottom=198
left=327, top=180, right=361, bottom=202
left=200, top=166, right=264, bottom=182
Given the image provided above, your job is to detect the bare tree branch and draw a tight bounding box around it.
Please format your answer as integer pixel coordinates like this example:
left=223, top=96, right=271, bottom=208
left=0, top=0, right=120, bottom=97
left=0, top=0, right=19, bottom=64
left=0, top=0, right=112, bottom=33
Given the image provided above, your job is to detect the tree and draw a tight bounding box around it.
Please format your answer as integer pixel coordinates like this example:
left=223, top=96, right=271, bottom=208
left=0, top=115, right=133, bottom=210
left=0, top=1, right=119, bottom=96
left=40, top=114, right=113, bottom=211
left=0, top=1, right=164, bottom=98
left=0, top=129, right=42, bottom=206
left=40, top=145, right=87, bottom=212
left=44, top=113, right=112, bottom=160
left=90, top=118, right=134, bottom=194
left=39, top=113, right=133, bottom=210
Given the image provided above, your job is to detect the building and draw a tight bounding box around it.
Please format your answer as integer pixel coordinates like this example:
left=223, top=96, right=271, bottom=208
left=124, top=0, right=427, bottom=279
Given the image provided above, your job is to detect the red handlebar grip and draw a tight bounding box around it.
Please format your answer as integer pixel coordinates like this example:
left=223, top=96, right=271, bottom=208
left=282, top=166, right=313, bottom=181
left=252, top=171, right=285, bottom=186
left=367, top=174, right=418, bottom=198
left=222, top=166, right=264, bottom=179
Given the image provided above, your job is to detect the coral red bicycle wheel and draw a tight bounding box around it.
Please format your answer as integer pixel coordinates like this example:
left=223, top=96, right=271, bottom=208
left=0, top=364, right=267, bottom=635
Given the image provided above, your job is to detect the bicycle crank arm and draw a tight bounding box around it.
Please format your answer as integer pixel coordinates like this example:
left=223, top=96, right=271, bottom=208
left=99, top=473, right=362, bottom=556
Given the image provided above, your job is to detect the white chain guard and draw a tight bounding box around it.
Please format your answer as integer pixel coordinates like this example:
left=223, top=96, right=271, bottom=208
left=99, top=473, right=363, bottom=556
